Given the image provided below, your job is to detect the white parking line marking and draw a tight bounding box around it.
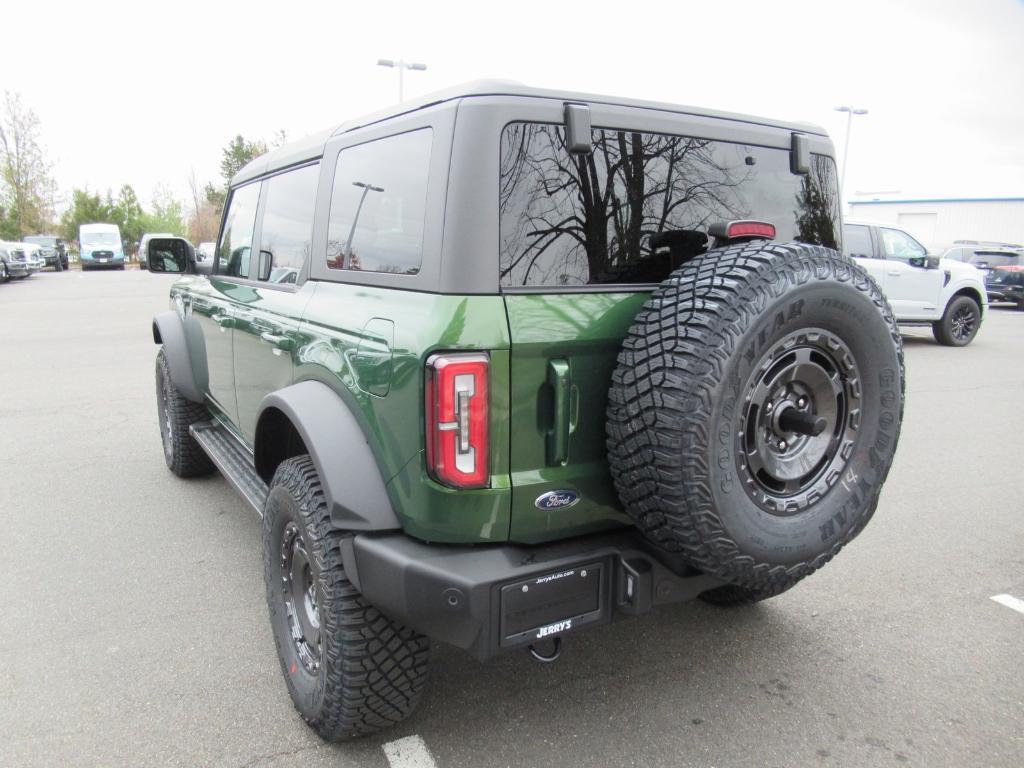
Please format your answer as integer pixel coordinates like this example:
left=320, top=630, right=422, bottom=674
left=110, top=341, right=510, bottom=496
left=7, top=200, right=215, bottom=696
left=382, top=735, right=438, bottom=768
left=990, top=594, right=1024, bottom=615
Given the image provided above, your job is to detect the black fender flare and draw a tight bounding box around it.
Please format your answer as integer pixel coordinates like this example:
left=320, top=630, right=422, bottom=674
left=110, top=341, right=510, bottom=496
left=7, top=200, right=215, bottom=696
left=256, top=380, right=401, bottom=532
left=152, top=310, right=204, bottom=403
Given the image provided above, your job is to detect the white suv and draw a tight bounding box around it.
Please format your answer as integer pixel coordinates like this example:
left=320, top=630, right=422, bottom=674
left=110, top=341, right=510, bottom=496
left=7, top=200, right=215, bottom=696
left=843, top=220, right=987, bottom=346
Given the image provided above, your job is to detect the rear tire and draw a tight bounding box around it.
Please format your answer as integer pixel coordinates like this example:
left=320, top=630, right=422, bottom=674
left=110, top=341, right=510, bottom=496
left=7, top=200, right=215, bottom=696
left=155, top=349, right=215, bottom=477
left=932, top=295, right=980, bottom=346
left=263, top=456, right=430, bottom=741
left=608, top=242, right=905, bottom=599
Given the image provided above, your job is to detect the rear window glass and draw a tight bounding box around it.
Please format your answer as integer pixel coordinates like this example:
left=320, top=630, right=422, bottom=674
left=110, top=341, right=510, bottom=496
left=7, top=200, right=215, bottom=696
left=499, top=122, right=841, bottom=288
left=843, top=224, right=873, bottom=258
left=970, top=252, right=1019, bottom=269
left=326, top=129, right=432, bottom=275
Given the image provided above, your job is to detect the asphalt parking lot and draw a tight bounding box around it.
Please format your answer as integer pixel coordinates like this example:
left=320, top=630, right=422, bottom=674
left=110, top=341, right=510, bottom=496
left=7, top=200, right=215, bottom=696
left=2, top=270, right=1022, bottom=768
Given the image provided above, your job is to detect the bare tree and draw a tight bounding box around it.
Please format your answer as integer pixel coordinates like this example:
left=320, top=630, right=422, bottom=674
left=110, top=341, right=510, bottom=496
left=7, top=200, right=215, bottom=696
left=0, top=91, right=57, bottom=235
left=499, top=124, right=750, bottom=286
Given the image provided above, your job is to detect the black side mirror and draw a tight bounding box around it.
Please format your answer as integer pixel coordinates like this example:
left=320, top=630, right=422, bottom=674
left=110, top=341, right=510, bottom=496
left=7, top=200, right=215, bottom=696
left=257, top=249, right=273, bottom=281
left=908, top=254, right=938, bottom=269
left=147, top=237, right=196, bottom=274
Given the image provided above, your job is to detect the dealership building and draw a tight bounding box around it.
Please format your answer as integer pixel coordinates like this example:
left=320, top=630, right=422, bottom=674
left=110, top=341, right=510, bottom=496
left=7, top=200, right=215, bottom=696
left=847, top=196, right=1024, bottom=252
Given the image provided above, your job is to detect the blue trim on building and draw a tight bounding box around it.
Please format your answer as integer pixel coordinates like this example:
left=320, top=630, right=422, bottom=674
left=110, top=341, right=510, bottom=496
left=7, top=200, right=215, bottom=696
left=850, top=197, right=1024, bottom=205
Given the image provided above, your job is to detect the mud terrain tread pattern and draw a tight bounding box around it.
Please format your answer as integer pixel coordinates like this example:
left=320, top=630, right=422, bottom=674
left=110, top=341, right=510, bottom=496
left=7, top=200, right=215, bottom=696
left=265, top=456, right=429, bottom=741
left=156, top=349, right=216, bottom=477
left=606, top=242, right=905, bottom=597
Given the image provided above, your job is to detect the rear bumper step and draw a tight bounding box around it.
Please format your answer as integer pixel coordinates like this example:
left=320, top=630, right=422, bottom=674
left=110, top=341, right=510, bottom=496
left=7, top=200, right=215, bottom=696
left=348, top=530, right=724, bottom=660
left=190, top=421, right=268, bottom=515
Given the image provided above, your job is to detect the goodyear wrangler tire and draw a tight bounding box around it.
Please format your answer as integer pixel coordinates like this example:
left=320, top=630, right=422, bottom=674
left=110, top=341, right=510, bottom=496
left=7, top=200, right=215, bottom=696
left=607, top=242, right=904, bottom=601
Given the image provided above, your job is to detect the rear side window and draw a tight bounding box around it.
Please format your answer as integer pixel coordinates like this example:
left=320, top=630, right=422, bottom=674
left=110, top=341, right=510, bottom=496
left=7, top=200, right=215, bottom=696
left=217, top=183, right=261, bottom=277
left=256, top=163, right=319, bottom=282
left=843, top=224, right=874, bottom=258
left=326, top=129, right=432, bottom=275
left=498, top=122, right=841, bottom=288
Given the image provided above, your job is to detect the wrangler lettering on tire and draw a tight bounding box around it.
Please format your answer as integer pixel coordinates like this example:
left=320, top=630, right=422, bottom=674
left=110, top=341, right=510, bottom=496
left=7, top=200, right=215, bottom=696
left=607, top=242, right=905, bottom=604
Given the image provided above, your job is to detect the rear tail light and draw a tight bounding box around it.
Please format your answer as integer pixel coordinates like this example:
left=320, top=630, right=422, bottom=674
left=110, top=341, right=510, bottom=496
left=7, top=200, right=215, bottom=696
left=425, top=353, right=489, bottom=488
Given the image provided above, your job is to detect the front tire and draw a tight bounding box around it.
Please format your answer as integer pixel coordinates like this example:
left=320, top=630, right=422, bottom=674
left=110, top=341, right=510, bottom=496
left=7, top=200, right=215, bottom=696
left=263, top=456, right=430, bottom=741
left=932, top=295, right=980, bottom=346
left=155, top=349, right=215, bottom=477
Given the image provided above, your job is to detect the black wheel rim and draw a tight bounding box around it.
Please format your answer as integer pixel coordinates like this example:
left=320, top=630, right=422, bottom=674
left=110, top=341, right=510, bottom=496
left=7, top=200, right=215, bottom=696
left=951, top=304, right=977, bottom=341
left=736, top=329, right=861, bottom=515
left=281, top=522, right=321, bottom=674
left=157, top=374, right=173, bottom=461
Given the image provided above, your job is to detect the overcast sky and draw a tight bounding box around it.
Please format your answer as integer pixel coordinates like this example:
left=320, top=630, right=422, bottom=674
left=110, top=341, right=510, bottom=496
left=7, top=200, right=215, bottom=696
left=2, top=0, right=1022, bottom=212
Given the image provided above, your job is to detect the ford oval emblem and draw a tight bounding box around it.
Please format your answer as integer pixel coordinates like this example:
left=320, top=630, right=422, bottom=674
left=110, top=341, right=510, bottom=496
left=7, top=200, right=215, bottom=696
left=535, top=490, right=581, bottom=511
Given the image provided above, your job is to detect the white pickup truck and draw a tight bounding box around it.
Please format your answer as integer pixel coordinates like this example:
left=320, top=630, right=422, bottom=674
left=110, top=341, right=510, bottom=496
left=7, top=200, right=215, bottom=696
left=843, top=220, right=987, bottom=346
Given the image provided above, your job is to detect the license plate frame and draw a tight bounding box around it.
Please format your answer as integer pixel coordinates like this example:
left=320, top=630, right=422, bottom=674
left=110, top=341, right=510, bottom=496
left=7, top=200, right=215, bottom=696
left=498, top=561, right=607, bottom=646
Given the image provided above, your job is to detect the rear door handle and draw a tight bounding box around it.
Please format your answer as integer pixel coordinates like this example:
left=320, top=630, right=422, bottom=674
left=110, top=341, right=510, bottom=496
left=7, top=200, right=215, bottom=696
left=213, top=313, right=233, bottom=328
left=546, top=359, right=572, bottom=465
left=887, top=271, right=901, bottom=277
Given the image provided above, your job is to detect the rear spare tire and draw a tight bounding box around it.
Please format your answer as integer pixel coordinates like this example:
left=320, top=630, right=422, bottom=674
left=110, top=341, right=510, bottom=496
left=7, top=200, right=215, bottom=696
left=607, top=242, right=904, bottom=602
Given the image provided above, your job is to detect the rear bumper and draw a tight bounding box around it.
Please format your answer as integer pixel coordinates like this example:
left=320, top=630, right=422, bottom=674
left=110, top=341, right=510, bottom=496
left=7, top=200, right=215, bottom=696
left=345, top=529, right=723, bottom=660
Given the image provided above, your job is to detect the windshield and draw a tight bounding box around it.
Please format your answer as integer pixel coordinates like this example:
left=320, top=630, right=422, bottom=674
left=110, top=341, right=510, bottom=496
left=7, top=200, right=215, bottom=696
left=82, top=232, right=120, bottom=246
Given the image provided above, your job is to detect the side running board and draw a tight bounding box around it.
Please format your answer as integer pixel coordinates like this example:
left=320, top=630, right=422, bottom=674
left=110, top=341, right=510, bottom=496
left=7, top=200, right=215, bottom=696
left=190, top=421, right=268, bottom=516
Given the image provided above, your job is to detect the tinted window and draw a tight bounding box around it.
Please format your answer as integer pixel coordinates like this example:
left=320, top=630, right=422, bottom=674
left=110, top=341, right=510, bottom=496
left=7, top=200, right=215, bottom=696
left=326, top=129, right=432, bottom=275
left=499, top=123, right=841, bottom=287
left=843, top=224, right=874, bottom=257
left=218, top=183, right=261, bottom=277
left=880, top=228, right=926, bottom=261
left=970, top=251, right=1018, bottom=269
left=257, top=164, right=319, bottom=280
left=942, top=247, right=966, bottom=261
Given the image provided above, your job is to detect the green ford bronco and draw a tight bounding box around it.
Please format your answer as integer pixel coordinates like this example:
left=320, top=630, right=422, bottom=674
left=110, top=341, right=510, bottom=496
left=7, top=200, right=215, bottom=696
left=147, top=82, right=905, bottom=740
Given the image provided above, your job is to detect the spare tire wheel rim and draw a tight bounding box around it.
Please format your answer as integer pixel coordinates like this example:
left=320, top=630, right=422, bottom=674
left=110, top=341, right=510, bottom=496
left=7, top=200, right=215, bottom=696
left=281, top=522, right=322, bottom=674
left=737, top=328, right=861, bottom=515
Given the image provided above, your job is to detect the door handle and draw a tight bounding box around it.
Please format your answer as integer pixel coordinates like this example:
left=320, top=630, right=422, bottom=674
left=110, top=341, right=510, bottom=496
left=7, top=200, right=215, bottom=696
left=213, top=313, right=233, bottom=328
left=887, top=271, right=901, bottom=277
left=546, top=359, right=571, bottom=465
left=260, top=331, right=294, bottom=351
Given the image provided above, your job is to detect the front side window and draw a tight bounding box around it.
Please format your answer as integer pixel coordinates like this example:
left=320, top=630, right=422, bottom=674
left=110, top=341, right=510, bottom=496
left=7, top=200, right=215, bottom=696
left=843, top=224, right=874, bottom=258
left=499, top=122, right=841, bottom=288
left=256, top=163, right=319, bottom=281
left=217, top=183, right=261, bottom=277
left=880, top=228, right=926, bottom=262
left=326, top=129, right=432, bottom=275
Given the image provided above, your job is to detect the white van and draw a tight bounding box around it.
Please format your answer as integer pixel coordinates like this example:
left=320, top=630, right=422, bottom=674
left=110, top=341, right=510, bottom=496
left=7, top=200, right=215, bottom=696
left=79, top=223, right=125, bottom=270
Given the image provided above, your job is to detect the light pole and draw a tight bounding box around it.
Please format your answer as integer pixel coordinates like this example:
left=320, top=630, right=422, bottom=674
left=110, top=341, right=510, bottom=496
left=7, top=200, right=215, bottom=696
left=343, top=181, right=384, bottom=268
left=377, top=59, right=427, bottom=102
left=835, top=106, right=868, bottom=196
